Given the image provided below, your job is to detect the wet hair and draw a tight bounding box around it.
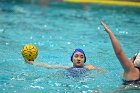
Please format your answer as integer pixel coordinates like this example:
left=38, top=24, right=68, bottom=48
left=71, top=48, right=86, bottom=63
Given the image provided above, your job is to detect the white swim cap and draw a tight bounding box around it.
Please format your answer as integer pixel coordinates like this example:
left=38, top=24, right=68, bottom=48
left=134, top=53, right=140, bottom=68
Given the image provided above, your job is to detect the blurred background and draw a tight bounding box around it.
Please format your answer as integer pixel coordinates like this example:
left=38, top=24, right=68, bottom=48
left=0, top=0, right=140, bottom=93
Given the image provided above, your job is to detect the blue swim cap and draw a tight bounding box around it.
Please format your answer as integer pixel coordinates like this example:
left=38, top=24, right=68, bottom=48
left=71, top=48, right=86, bottom=63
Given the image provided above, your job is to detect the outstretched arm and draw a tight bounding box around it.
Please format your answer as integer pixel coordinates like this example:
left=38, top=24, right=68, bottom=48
left=24, top=58, right=70, bottom=69
left=84, top=64, right=106, bottom=72
left=100, top=21, right=134, bottom=72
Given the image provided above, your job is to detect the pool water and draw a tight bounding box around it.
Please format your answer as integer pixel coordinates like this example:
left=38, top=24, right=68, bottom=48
left=0, top=2, right=140, bottom=93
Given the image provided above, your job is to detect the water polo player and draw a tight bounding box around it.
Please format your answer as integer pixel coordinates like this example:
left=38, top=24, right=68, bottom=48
left=101, top=21, right=140, bottom=85
left=24, top=48, right=105, bottom=76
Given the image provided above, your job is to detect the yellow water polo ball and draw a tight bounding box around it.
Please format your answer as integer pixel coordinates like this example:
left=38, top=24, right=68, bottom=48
left=22, top=44, right=38, bottom=61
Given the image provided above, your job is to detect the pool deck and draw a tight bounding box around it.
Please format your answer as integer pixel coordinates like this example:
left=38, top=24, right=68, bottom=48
left=63, top=0, right=140, bottom=7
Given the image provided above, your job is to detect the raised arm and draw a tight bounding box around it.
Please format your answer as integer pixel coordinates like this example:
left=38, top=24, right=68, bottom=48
left=24, top=58, right=70, bottom=69
left=100, top=21, right=134, bottom=72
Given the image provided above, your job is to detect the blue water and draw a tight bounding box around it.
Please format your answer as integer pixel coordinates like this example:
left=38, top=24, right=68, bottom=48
left=0, top=2, right=140, bottom=93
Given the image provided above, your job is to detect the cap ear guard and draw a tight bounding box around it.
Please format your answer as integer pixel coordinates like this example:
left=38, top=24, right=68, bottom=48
left=134, top=52, right=140, bottom=68
left=131, top=53, right=138, bottom=61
